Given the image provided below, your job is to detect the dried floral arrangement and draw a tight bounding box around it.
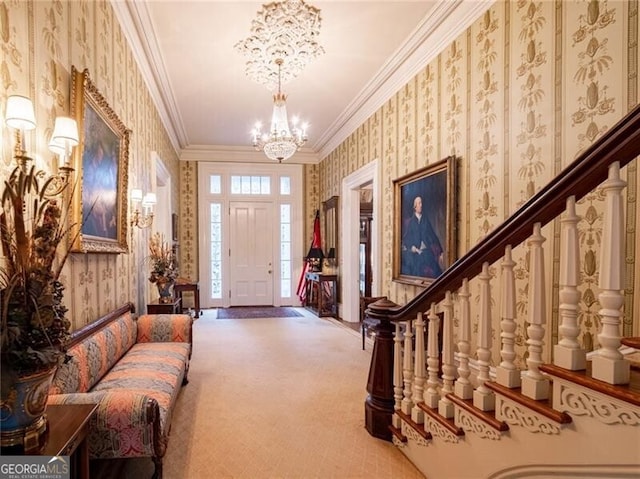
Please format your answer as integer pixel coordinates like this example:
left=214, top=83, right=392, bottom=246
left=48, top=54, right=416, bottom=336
left=146, top=232, right=178, bottom=284
left=0, top=165, right=78, bottom=375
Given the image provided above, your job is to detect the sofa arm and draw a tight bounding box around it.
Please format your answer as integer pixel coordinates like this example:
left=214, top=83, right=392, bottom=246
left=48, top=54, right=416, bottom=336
left=48, top=390, right=164, bottom=460
left=136, top=313, right=192, bottom=344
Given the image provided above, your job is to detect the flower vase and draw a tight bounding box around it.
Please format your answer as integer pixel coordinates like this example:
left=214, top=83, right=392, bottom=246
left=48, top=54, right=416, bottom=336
left=0, top=365, right=57, bottom=453
left=156, top=277, right=175, bottom=303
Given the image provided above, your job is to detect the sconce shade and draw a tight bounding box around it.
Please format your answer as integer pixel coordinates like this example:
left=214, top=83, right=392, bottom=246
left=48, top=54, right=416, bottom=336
left=327, top=248, right=336, bottom=259
left=50, top=117, right=79, bottom=149
left=143, top=192, right=157, bottom=208
left=49, top=117, right=79, bottom=159
left=131, top=188, right=143, bottom=203
left=5, top=95, right=36, bottom=130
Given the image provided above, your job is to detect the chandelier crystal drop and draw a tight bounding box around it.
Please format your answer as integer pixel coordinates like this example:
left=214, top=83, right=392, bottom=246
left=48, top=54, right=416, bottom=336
left=235, top=0, right=324, bottom=90
left=251, top=59, right=308, bottom=162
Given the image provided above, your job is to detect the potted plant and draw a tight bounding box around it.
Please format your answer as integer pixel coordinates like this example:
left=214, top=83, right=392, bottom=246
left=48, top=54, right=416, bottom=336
left=146, top=232, right=178, bottom=303
left=0, top=163, right=78, bottom=451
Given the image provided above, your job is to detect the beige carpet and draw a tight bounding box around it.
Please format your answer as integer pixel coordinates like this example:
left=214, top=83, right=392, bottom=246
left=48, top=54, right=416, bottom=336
left=92, top=309, right=425, bottom=478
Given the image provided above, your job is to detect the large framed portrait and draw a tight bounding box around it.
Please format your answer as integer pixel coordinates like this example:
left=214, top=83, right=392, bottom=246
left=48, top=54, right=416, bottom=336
left=393, top=156, right=457, bottom=285
left=70, top=66, right=130, bottom=253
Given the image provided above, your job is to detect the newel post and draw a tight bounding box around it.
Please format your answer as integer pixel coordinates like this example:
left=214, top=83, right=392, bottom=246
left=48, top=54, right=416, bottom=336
left=364, top=298, right=399, bottom=441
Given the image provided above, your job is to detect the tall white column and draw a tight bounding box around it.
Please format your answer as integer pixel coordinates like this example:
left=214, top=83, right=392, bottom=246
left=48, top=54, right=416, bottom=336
left=401, top=320, right=414, bottom=414
left=592, top=162, right=630, bottom=385
left=474, top=263, right=495, bottom=411
left=522, top=223, right=549, bottom=400
left=392, top=322, right=403, bottom=429
left=554, top=196, right=586, bottom=370
left=439, top=292, right=455, bottom=418
left=497, top=245, right=521, bottom=387
left=424, top=303, right=441, bottom=408
left=411, top=312, right=426, bottom=423
left=455, top=279, right=473, bottom=399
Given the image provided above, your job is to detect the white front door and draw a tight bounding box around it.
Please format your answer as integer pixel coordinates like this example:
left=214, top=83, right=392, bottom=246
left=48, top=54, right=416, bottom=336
left=229, top=201, right=274, bottom=306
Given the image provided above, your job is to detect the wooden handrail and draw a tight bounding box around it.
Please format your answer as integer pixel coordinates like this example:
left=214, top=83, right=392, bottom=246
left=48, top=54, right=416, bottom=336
left=368, top=103, right=640, bottom=322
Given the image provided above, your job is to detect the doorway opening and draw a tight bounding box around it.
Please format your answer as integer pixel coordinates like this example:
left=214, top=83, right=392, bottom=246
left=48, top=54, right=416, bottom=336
left=341, top=160, right=380, bottom=323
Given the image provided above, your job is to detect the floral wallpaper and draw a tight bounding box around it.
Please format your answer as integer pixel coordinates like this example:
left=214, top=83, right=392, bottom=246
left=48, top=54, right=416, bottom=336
left=1, top=1, right=180, bottom=329
left=318, top=0, right=638, bottom=366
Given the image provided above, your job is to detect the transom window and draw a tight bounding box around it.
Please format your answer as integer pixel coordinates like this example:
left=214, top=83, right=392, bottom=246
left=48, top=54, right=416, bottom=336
left=230, top=175, right=271, bottom=195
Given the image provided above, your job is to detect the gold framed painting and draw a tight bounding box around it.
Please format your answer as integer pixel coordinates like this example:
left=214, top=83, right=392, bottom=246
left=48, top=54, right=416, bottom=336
left=70, top=66, right=130, bottom=253
left=393, top=156, right=457, bottom=286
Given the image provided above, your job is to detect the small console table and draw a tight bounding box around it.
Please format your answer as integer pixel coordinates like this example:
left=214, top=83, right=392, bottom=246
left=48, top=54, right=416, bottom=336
left=304, top=272, right=338, bottom=317
left=147, top=297, right=181, bottom=315
left=174, top=281, right=201, bottom=316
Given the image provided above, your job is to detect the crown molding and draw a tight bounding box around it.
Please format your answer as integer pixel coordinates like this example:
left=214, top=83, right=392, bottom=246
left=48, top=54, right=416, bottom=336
left=181, top=145, right=320, bottom=164
left=111, top=0, right=187, bottom=153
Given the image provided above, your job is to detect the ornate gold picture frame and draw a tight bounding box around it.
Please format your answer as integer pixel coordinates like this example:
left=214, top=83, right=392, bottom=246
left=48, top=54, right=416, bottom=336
left=70, top=66, right=130, bottom=253
left=393, top=156, right=457, bottom=286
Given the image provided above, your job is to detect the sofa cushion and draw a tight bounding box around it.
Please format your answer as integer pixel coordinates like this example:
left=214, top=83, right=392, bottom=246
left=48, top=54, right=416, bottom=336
left=90, top=342, right=191, bottom=434
left=136, top=313, right=192, bottom=343
left=50, top=311, right=137, bottom=394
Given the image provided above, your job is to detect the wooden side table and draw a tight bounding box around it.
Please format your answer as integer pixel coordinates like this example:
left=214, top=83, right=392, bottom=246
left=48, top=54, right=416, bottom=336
left=304, top=272, right=338, bottom=317
left=147, top=297, right=181, bottom=314
left=174, top=281, right=201, bottom=316
left=44, top=403, right=98, bottom=479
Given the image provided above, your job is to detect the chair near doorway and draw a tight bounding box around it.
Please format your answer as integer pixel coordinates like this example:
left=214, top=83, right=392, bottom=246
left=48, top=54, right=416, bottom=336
left=360, top=296, right=387, bottom=350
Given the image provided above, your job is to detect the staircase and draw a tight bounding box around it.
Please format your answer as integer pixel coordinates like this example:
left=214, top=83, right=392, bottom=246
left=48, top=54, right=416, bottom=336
left=364, top=105, right=640, bottom=478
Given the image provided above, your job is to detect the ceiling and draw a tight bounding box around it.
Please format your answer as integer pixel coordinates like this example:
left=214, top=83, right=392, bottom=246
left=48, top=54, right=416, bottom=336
left=112, top=1, right=490, bottom=163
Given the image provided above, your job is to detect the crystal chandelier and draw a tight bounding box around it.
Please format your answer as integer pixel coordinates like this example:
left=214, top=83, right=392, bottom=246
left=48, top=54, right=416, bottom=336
left=235, top=0, right=324, bottom=90
left=251, top=58, right=308, bottom=162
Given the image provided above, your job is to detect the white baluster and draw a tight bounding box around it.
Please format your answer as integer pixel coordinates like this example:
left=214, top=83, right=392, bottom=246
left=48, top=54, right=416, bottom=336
left=455, top=278, right=473, bottom=399
left=554, top=196, right=586, bottom=370
left=439, top=292, right=455, bottom=418
left=425, top=303, right=441, bottom=408
left=393, top=322, right=403, bottom=413
left=497, top=245, right=521, bottom=388
left=401, top=320, right=414, bottom=414
left=412, top=313, right=426, bottom=423
left=474, top=263, right=495, bottom=411
left=592, top=162, right=630, bottom=384
left=522, top=223, right=550, bottom=400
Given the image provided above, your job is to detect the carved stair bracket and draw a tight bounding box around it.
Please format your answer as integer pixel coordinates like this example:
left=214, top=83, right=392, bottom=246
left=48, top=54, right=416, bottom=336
left=495, top=397, right=563, bottom=435
left=455, top=408, right=504, bottom=440
left=389, top=424, right=407, bottom=446
left=425, top=416, right=462, bottom=444
left=402, top=423, right=430, bottom=447
left=554, top=381, right=640, bottom=426
left=396, top=410, right=432, bottom=442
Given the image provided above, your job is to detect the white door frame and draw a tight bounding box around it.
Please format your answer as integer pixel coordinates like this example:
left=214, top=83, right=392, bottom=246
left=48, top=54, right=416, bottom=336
left=153, top=152, right=172, bottom=241
left=197, top=162, right=303, bottom=309
left=341, top=160, right=381, bottom=323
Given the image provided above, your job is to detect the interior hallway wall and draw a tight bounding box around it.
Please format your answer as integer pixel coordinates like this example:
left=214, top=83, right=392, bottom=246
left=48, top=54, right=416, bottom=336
left=0, top=1, right=180, bottom=327
left=318, top=0, right=639, bottom=366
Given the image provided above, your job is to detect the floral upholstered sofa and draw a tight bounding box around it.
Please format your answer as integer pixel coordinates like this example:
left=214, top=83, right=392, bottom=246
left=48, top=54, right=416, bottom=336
left=47, top=302, right=192, bottom=479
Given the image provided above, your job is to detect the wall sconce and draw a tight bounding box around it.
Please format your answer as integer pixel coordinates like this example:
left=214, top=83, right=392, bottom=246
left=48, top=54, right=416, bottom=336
left=130, top=188, right=156, bottom=229
left=4, top=95, right=77, bottom=195
left=5, top=95, right=36, bottom=169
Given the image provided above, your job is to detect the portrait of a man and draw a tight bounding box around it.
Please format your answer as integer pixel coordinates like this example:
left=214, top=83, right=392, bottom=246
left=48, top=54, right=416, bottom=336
left=395, top=157, right=455, bottom=283
left=402, top=195, right=443, bottom=278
